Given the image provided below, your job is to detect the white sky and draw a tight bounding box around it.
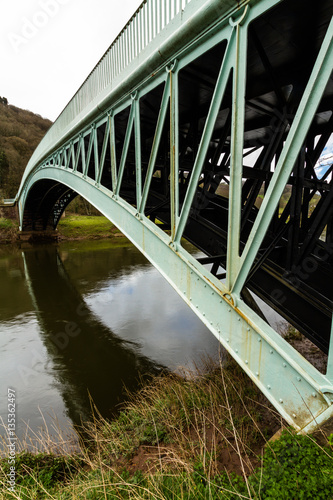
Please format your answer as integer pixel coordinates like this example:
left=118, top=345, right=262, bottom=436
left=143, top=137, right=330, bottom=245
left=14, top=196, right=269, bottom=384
left=1, top=0, right=143, bottom=121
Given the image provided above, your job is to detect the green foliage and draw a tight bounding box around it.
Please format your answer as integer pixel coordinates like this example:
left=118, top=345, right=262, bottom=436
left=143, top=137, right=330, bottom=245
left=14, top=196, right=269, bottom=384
left=0, top=103, right=51, bottom=197
left=0, top=218, right=15, bottom=230
left=282, top=325, right=303, bottom=341
left=57, top=214, right=124, bottom=241
left=0, top=218, right=18, bottom=242
left=0, top=149, right=9, bottom=189
left=247, top=430, right=333, bottom=499
left=0, top=453, right=83, bottom=499
left=66, top=196, right=102, bottom=216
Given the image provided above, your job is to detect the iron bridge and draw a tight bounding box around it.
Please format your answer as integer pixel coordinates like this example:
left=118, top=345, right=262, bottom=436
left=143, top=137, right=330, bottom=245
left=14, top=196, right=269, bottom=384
left=9, top=0, right=333, bottom=432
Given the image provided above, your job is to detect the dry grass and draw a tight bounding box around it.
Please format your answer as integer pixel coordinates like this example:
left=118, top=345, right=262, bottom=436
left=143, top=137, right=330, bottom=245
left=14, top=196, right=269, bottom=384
left=1, top=356, right=332, bottom=499
left=80, top=356, right=281, bottom=492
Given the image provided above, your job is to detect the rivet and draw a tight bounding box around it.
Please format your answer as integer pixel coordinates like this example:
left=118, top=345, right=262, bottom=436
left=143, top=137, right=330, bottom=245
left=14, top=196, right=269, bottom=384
left=238, top=318, right=241, bottom=322
left=183, top=291, right=186, bottom=295
left=267, top=385, right=271, bottom=390
left=247, top=327, right=250, bottom=332
left=203, top=313, right=206, bottom=317
left=228, top=308, right=231, bottom=312
left=211, top=292, right=214, bottom=296
left=190, top=271, right=193, bottom=275
left=196, top=305, right=199, bottom=308
left=258, top=338, right=261, bottom=343
left=235, top=349, right=238, bottom=353
left=256, top=372, right=259, bottom=377
left=312, top=393, right=317, bottom=398
left=279, top=399, right=283, bottom=404
left=210, top=322, right=213, bottom=326
left=204, top=285, right=207, bottom=288
left=297, top=377, right=301, bottom=382
left=245, top=360, right=248, bottom=365
left=293, top=413, right=297, bottom=419
left=226, top=338, right=229, bottom=343
left=283, top=363, right=287, bottom=368
left=270, top=350, right=273, bottom=354
left=190, top=298, right=192, bottom=302
left=220, top=300, right=223, bottom=304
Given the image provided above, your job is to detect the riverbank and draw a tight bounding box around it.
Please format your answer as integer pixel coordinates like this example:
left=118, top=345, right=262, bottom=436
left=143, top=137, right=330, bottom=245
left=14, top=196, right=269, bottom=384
left=0, top=357, right=332, bottom=499
left=0, top=218, right=18, bottom=244
left=0, top=214, right=128, bottom=244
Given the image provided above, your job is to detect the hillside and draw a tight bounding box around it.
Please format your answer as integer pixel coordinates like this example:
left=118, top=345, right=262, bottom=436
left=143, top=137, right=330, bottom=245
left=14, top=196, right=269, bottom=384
left=0, top=98, right=52, bottom=199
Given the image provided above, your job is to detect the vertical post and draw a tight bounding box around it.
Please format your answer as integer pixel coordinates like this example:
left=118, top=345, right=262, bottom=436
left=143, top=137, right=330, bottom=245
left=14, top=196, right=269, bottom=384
left=97, top=120, right=111, bottom=186
left=170, top=62, right=179, bottom=241
left=70, top=141, right=75, bottom=170
left=115, top=101, right=135, bottom=196
left=226, top=10, right=248, bottom=292
left=139, top=75, right=170, bottom=215
left=80, top=136, right=86, bottom=176
left=109, top=113, right=117, bottom=193
left=84, top=128, right=94, bottom=178
left=93, top=126, right=99, bottom=182
left=159, top=0, right=162, bottom=33
left=134, top=96, right=142, bottom=208
left=327, top=316, right=333, bottom=381
left=143, top=2, right=147, bottom=48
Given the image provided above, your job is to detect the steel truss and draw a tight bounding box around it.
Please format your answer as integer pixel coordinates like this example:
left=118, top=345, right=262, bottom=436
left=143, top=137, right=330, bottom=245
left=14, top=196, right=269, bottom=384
left=19, top=0, right=333, bottom=432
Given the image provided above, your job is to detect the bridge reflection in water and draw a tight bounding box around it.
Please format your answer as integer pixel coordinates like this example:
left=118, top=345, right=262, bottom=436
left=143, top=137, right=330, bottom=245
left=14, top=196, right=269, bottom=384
left=11, top=0, right=333, bottom=431
left=10, top=241, right=218, bottom=442
left=22, top=245, right=165, bottom=430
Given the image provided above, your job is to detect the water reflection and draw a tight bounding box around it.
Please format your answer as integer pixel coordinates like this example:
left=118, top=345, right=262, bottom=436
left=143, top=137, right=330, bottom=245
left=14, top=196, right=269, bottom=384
left=0, top=241, right=219, bottom=449
left=22, top=246, right=164, bottom=427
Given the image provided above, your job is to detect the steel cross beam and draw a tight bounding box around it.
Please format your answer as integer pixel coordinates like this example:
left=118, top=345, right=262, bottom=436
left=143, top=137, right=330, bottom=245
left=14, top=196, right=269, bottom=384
left=17, top=0, right=333, bottom=432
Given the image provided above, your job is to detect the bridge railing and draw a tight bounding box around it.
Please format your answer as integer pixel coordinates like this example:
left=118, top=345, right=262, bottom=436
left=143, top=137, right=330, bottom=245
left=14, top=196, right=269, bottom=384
left=18, top=0, right=194, bottom=197
left=56, top=0, right=192, bottom=135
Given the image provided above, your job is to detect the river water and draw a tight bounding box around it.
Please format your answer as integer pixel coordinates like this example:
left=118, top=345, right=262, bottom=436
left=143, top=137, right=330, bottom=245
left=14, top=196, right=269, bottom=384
left=0, top=239, right=221, bottom=452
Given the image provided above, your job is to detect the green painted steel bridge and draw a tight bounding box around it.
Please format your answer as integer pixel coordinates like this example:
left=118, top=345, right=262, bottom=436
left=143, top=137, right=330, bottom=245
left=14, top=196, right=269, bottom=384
left=9, top=0, right=333, bottom=432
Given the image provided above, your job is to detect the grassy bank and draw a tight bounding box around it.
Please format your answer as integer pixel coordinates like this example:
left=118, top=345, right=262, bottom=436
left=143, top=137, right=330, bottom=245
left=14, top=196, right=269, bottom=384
left=0, top=218, right=18, bottom=243
left=0, top=215, right=128, bottom=244
left=1, top=358, right=332, bottom=499
left=57, top=215, right=126, bottom=241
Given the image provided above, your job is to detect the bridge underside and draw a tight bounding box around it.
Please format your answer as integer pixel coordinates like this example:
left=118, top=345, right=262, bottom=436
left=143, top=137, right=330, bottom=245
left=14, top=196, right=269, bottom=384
left=19, top=0, right=333, bottom=431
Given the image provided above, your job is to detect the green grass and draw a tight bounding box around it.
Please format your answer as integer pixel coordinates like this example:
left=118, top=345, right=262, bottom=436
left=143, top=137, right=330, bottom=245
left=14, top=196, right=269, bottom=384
left=57, top=215, right=127, bottom=241
left=1, top=357, right=332, bottom=499
left=0, top=218, right=18, bottom=243
left=0, top=218, right=17, bottom=231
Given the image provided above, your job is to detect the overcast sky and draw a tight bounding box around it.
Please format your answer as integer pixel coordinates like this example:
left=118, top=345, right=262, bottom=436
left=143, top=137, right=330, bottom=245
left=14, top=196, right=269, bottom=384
left=1, top=0, right=143, bottom=121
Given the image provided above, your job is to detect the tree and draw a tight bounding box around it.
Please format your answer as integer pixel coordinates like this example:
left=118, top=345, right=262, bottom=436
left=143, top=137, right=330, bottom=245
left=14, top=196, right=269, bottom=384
left=0, top=149, right=9, bottom=192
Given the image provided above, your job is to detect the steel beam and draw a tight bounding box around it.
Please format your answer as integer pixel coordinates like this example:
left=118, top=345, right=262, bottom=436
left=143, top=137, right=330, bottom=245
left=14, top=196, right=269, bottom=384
left=20, top=168, right=333, bottom=432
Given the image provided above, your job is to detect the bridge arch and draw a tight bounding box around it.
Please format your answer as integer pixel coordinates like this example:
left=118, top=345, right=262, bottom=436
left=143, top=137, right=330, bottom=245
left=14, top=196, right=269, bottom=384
left=14, top=0, right=333, bottom=432
left=21, top=178, right=77, bottom=231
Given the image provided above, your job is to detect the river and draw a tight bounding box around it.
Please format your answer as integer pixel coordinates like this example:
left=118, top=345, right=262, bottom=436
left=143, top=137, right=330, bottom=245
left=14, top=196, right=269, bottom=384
left=0, top=239, right=221, bottom=453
